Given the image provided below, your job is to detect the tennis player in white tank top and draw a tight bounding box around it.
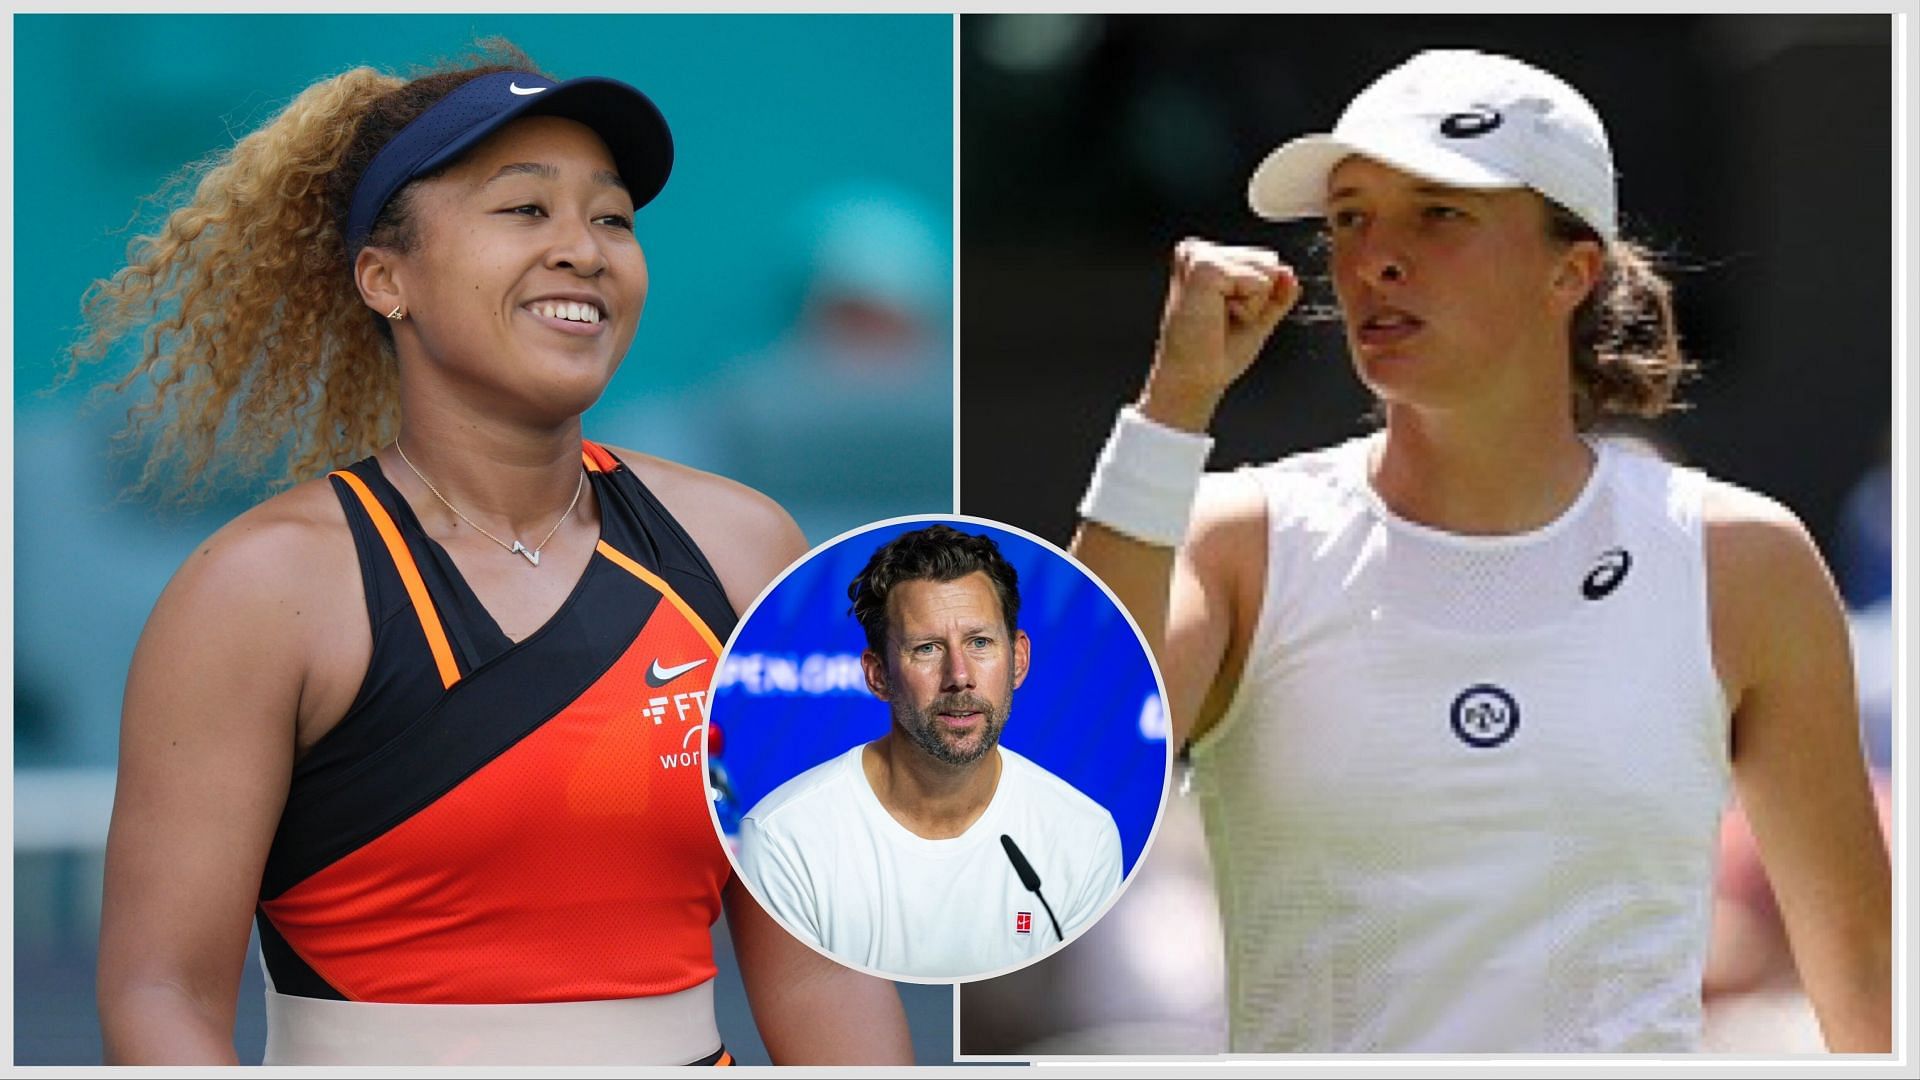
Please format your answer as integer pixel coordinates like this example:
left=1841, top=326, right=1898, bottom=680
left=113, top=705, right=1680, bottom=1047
left=1072, top=50, right=1890, bottom=1053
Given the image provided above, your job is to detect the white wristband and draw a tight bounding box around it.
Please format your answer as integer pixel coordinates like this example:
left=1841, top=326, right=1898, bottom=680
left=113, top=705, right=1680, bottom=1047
left=1078, top=405, right=1214, bottom=548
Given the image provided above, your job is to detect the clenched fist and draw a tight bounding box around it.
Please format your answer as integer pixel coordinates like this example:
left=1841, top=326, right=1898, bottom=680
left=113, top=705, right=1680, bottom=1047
left=1141, top=238, right=1300, bottom=432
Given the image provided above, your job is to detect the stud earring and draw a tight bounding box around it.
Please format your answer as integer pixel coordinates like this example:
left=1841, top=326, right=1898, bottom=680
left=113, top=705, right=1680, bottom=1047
left=386, top=306, right=406, bottom=321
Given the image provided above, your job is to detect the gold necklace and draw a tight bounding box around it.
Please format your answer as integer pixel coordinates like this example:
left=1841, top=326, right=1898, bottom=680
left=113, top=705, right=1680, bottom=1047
left=393, top=440, right=585, bottom=568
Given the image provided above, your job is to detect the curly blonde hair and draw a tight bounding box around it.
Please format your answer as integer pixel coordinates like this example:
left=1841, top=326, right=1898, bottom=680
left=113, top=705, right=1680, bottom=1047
left=69, top=41, right=544, bottom=504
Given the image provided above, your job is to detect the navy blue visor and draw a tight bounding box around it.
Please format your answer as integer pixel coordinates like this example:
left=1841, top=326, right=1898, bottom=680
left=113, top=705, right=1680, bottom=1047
left=346, top=71, right=672, bottom=249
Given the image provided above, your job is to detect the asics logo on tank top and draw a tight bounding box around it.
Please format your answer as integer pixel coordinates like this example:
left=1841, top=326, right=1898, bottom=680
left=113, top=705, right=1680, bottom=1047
left=1581, top=547, right=1632, bottom=600
left=1450, top=684, right=1519, bottom=749
left=1438, top=106, right=1502, bottom=138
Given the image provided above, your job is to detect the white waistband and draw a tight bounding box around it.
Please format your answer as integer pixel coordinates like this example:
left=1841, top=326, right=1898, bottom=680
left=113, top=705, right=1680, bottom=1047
left=261, top=979, right=721, bottom=1065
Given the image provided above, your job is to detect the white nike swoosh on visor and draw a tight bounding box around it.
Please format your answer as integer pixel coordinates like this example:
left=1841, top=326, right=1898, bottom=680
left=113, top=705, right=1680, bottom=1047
left=649, top=657, right=709, bottom=683
left=509, top=83, right=547, bottom=96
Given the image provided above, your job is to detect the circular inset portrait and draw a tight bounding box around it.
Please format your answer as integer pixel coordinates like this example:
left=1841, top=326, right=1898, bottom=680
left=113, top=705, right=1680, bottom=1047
left=706, top=516, right=1171, bottom=983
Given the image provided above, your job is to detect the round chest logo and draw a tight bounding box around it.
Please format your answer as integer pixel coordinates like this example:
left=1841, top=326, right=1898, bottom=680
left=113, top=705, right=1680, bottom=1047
left=1450, top=684, right=1519, bottom=748
left=1439, top=107, right=1502, bottom=138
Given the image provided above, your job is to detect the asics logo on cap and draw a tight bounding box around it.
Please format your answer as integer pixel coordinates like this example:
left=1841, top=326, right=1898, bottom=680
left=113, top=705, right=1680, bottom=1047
left=1247, top=50, right=1619, bottom=239
left=509, top=82, right=548, bottom=96
left=1439, top=107, right=1502, bottom=138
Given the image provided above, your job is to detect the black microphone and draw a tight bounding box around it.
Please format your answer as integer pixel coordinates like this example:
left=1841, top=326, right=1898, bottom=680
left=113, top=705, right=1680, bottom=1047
left=1000, top=834, right=1063, bottom=942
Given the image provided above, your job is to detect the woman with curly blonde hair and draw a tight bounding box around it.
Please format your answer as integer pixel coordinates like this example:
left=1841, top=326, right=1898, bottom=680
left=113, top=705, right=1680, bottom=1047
left=88, top=43, right=911, bottom=1065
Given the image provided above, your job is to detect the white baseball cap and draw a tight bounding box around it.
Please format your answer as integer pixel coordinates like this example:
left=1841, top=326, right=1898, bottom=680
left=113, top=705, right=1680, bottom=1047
left=1247, top=50, right=1617, bottom=240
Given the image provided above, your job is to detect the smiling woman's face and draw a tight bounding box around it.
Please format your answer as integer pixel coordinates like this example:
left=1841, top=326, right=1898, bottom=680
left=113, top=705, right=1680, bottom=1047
left=1324, top=155, right=1596, bottom=420
left=382, top=114, right=648, bottom=423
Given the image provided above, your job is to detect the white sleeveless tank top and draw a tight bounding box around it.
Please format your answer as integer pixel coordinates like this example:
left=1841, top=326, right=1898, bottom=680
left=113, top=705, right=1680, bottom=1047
left=1189, top=434, right=1731, bottom=1052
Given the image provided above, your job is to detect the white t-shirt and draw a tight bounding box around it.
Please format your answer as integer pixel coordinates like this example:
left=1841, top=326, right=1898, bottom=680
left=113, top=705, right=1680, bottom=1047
left=736, top=744, right=1124, bottom=979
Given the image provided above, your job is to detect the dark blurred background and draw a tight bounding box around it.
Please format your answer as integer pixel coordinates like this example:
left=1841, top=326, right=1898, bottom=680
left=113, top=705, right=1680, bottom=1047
left=961, top=13, right=1890, bottom=556
left=957, top=13, right=1895, bottom=1056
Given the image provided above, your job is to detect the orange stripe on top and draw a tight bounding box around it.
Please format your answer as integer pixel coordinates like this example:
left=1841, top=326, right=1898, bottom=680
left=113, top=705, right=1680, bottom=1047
left=596, top=540, right=724, bottom=657
left=715, top=1050, right=734, bottom=1066
left=332, top=470, right=462, bottom=690
left=581, top=439, right=620, bottom=474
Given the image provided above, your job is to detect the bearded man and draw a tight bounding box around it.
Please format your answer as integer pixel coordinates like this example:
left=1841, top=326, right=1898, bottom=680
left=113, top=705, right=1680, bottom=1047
left=735, top=525, right=1123, bottom=980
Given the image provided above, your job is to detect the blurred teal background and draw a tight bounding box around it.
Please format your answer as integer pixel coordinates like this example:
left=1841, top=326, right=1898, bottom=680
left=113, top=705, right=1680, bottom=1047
left=13, top=13, right=954, bottom=1064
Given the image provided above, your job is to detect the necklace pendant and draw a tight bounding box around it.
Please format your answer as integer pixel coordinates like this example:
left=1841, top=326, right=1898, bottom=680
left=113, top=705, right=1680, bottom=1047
left=510, top=540, right=541, bottom=567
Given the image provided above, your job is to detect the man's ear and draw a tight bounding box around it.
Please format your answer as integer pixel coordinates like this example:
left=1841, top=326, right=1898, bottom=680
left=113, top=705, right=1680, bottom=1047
left=862, top=649, right=891, bottom=702
left=1011, top=629, right=1031, bottom=691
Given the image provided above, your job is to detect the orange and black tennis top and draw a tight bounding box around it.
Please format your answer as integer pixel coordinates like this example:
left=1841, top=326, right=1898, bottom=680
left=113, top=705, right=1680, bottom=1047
left=255, top=440, right=736, bottom=1003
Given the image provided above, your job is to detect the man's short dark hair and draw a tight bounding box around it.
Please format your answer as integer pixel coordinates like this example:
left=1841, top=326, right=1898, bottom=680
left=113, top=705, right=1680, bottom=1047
left=847, top=525, right=1021, bottom=651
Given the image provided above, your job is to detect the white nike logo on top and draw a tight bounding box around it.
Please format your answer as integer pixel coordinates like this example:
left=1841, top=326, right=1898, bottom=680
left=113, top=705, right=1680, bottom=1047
left=647, top=657, right=708, bottom=685
left=509, top=82, right=547, bottom=96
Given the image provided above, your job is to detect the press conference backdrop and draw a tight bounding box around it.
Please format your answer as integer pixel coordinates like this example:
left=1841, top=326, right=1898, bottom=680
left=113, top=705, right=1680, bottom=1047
left=711, top=518, right=1171, bottom=877
left=13, top=13, right=953, bottom=1065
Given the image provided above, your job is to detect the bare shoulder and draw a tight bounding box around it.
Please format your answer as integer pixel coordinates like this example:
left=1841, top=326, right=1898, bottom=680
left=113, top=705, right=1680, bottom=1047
left=159, top=476, right=356, bottom=624
left=126, top=474, right=364, bottom=759
left=1700, top=477, right=1846, bottom=703
left=1701, top=477, right=1831, bottom=586
left=1187, top=468, right=1269, bottom=586
left=605, top=446, right=809, bottom=613
left=1191, top=469, right=1268, bottom=541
